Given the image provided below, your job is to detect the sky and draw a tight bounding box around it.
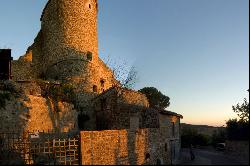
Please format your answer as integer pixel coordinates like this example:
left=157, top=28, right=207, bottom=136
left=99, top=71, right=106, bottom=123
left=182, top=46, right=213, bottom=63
left=0, top=0, right=249, bottom=126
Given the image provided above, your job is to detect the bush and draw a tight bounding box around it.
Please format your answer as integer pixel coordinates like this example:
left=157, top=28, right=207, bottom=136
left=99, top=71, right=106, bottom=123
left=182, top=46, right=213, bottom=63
left=211, top=129, right=226, bottom=146
left=0, top=91, right=11, bottom=109
left=42, top=82, right=75, bottom=102
left=181, top=128, right=211, bottom=147
left=226, top=119, right=249, bottom=140
left=3, top=80, right=23, bottom=97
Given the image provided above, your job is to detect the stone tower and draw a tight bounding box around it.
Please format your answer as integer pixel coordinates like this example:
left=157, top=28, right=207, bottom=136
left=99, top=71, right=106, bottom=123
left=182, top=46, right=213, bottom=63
left=36, top=0, right=115, bottom=93
left=41, top=0, right=98, bottom=76
left=12, top=0, right=116, bottom=95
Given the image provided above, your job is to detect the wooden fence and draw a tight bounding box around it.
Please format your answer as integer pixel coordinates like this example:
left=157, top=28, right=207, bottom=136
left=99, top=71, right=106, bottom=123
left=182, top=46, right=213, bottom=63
left=0, top=130, right=80, bottom=165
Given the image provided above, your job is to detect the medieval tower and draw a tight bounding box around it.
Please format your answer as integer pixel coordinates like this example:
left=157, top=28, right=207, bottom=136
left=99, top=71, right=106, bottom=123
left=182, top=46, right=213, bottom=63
left=12, top=0, right=116, bottom=96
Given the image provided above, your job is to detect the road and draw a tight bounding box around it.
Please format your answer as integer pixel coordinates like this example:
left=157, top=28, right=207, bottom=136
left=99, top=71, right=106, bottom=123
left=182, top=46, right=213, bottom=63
left=178, top=147, right=248, bottom=165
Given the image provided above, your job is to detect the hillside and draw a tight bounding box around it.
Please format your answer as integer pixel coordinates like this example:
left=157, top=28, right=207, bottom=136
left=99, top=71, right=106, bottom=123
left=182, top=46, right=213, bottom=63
left=181, top=123, right=225, bottom=136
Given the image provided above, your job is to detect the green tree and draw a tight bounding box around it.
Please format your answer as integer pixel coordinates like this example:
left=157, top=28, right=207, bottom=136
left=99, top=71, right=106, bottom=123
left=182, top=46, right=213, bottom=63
left=232, top=98, right=249, bottom=122
left=225, top=91, right=249, bottom=140
left=139, top=87, right=170, bottom=109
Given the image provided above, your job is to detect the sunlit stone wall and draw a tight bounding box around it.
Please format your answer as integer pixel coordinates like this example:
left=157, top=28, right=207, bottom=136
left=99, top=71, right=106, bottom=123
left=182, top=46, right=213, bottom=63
left=0, top=81, right=78, bottom=133
left=80, top=129, right=171, bottom=165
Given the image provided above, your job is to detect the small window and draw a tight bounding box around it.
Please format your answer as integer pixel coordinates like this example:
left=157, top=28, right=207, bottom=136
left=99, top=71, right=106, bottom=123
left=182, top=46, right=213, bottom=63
left=172, top=122, right=175, bottom=137
left=165, top=143, right=168, bottom=152
left=145, top=153, right=150, bottom=160
left=89, top=4, right=91, bottom=9
left=100, top=79, right=105, bottom=87
left=93, top=85, right=97, bottom=92
left=87, top=51, right=93, bottom=61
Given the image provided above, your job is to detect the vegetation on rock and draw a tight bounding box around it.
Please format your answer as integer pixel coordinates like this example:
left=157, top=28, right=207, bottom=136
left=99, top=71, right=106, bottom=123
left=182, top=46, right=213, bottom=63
left=0, top=91, right=11, bottom=109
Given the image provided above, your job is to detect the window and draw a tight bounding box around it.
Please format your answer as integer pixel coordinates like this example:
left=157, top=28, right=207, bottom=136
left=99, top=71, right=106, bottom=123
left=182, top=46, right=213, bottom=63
left=100, top=79, right=105, bottom=87
left=165, top=143, right=168, bottom=152
left=89, top=4, right=91, bottom=9
left=93, top=85, right=97, bottom=93
left=87, top=51, right=93, bottom=61
left=145, top=153, right=150, bottom=160
left=172, top=122, right=175, bottom=137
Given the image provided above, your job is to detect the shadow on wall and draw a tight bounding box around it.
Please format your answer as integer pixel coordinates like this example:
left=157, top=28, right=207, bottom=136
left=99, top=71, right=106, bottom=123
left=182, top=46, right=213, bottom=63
left=114, top=130, right=139, bottom=165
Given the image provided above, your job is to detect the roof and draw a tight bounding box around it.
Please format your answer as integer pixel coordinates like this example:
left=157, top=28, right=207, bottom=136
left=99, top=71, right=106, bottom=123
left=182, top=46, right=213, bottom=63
left=157, top=109, right=183, bottom=119
left=92, top=86, right=146, bottom=101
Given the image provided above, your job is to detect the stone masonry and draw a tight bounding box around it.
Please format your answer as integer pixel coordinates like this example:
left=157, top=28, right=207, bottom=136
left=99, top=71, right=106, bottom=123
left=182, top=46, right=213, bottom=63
left=80, top=129, right=170, bottom=165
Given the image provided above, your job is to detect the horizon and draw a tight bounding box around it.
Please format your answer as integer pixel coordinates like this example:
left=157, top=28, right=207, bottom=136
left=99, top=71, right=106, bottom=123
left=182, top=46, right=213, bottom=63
left=0, top=0, right=249, bottom=126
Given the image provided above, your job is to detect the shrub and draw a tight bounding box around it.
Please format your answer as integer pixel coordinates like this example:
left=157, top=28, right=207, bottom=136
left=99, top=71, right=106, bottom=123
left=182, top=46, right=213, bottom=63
left=226, top=119, right=249, bottom=140
left=0, top=91, right=11, bottom=109
left=181, top=128, right=212, bottom=147
left=43, top=83, right=75, bottom=102
left=211, top=129, right=226, bottom=146
left=3, top=80, right=23, bottom=97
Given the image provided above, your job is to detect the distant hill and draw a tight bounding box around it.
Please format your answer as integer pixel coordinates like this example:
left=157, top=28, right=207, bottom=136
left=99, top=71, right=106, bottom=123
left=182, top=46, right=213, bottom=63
left=180, top=123, right=225, bottom=136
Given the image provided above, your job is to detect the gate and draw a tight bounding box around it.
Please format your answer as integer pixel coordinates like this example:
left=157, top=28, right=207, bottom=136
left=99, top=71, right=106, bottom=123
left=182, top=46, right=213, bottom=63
left=0, top=130, right=80, bottom=165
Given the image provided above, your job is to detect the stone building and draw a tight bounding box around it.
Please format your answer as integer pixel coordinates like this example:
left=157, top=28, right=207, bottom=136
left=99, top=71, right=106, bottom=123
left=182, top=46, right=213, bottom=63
left=0, top=0, right=183, bottom=165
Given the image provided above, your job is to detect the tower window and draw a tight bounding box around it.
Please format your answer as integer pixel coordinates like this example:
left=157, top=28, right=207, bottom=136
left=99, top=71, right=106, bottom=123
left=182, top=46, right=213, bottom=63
left=87, top=51, right=93, bottom=61
left=145, top=153, right=150, bottom=160
left=93, top=85, right=98, bottom=93
left=89, top=4, right=91, bottom=9
left=100, top=79, right=105, bottom=87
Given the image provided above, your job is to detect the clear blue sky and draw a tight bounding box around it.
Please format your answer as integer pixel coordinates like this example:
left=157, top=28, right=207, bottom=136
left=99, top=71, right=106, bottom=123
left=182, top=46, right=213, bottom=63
left=0, top=0, right=249, bottom=126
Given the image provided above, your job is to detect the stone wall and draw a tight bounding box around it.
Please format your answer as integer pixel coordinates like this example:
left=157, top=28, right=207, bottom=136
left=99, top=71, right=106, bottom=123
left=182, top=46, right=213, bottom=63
left=80, top=129, right=177, bottom=165
left=140, top=108, right=159, bottom=129
left=0, top=81, right=78, bottom=133
left=12, top=50, right=34, bottom=81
